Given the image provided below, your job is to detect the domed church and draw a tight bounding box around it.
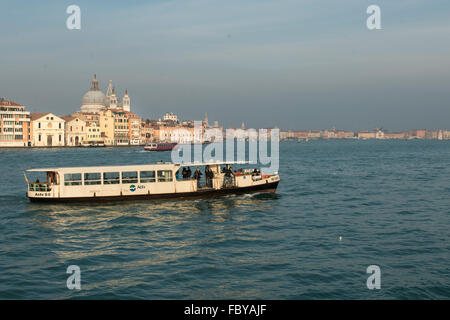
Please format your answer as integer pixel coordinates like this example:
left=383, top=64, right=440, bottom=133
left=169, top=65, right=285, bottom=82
left=80, top=75, right=131, bottom=113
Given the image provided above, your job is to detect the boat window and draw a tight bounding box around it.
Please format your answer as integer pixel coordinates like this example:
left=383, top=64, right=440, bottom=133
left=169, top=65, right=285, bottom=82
left=103, top=172, right=120, bottom=184
left=84, top=172, right=101, bottom=185
left=157, top=170, right=173, bottom=182
left=140, top=171, right=156, bottom=183
left=64, top=173, right=82, bottom=186
left=122, top=171, right=138, bottom=184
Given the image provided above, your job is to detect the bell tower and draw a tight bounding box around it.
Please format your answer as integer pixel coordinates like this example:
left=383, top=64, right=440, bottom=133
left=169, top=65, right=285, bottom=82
left=122, top=89, right=130, bottom=112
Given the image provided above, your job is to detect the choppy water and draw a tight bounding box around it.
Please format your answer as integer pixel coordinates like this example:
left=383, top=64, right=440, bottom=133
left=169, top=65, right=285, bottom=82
left=0, top=140, right=449, bottom=299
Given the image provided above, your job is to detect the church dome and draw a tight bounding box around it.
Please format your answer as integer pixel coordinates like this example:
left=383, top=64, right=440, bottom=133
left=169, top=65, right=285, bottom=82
left=81, top=75, right=107, bottom=113
left=82, top=90, right=107, bottom=106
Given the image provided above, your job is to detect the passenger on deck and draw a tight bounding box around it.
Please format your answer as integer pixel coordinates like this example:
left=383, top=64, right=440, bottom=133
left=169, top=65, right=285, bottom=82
left=205, top=165, right=214, bottom=187
left=182, top=167, right=187, bottom=179
left=193, top=167, right=202, bottom=187
left=223, top=166, right=234, bottom=187
left=186, top=167, right=192, bottom=178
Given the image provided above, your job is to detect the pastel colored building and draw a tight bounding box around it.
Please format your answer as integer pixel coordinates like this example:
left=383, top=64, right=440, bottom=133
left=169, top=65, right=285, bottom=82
left=0, top=98, right=31, bottom=147
left=62, top=116, right=87, bottom=146
left=31, top=113, right=65, bottom=147
left=357, top=131, right=376, bottom=139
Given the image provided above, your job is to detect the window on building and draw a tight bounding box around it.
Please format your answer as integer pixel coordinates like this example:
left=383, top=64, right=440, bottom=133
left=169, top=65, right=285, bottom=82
left=38, top=122, right=41, bottom=129
left=38, top=134, right=41, bottom=142
left=140, top=171, right=156, bottom=183
left=64, top=173, right=82, bottom=186
left=122, top=171, right=138, bottom=184
left=84, top=172, right=101, bottom=185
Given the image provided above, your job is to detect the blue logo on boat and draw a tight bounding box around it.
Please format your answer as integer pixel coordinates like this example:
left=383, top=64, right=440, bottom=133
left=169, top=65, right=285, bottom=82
left=130, top=185, right=136, bottom=192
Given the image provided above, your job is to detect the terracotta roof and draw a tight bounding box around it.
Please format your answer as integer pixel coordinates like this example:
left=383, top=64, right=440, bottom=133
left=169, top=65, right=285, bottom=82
left=0, top=99, right=24, bottom=107
left=60, top=115, right=75, bottom=122
left=30, top=113, right=51, bottom=121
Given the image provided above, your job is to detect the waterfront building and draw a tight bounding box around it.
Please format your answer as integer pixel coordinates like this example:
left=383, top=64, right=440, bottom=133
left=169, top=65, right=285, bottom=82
left=172, top=126, right=195, bottom=143
left=112, top=109, right=131, bottom=145
left=407, top=129, right=427, bottom=139
left=226, top=127, right=247, bottom=141
left=98, top=109, right=116, bottom=145
left=204, top=123, right=223, bottom=142
left=336, top=130, right=355, bottom=139
left=438, top=130, right=450, bottom=140
left=0, top=98, right=31, bottom=147
left=86, top=121, right=102, bottom=144
left=384, top=132, right=406, bottom=139
left=159, top=126, right=182, bottom=142
left=140, top=122, right=155, bottom=144
left=72, top=112, right=100, bottom=126
left=425, top=130, right=438, bottom=139
left=129, top=115, right=142, bottom=145
left=308, top=131, right=321, bottom=139
left=62, top=116, right=86, bottom=146
left=31, top=113, right=65, bottom=147
left=357, top=131, right=376, bottom=140
left=163, top=112, right=179, bottom=123
left=375, top=129, right=385, bottom=139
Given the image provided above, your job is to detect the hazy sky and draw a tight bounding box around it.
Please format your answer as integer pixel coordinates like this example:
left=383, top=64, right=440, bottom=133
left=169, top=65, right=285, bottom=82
left=1, top=0, right=449, bottom=131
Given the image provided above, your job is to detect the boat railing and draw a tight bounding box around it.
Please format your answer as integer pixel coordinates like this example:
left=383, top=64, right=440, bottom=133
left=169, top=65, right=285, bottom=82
left=28, top=183, right=52, bottom=192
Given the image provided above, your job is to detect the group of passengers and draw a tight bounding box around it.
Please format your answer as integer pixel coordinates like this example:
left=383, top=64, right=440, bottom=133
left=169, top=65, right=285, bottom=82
left=181, top=167, right=192, bottom=179
left=181, top=166, right=214, bottom=188
left=180, top=166, right=214, bottom=188
left=180, top=165, right=259, bottom=188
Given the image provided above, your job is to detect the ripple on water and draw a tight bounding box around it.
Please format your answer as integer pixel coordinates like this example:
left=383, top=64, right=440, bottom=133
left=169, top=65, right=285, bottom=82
left=0, top=142, right=450, bottom=299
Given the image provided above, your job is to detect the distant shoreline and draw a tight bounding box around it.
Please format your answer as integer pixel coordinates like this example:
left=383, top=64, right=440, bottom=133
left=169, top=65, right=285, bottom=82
left=1, top=138, right=449, bottom=149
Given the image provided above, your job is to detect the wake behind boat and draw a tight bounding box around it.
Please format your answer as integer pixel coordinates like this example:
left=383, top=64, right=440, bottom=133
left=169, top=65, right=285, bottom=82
left=25, top=161, right=280, bottom=203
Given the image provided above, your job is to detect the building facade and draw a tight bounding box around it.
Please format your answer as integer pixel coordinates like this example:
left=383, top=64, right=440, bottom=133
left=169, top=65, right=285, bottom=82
left=62, top=116, right=87, bottom=146
left=0, top=98, right=31, bottom=147
left=31, top=113, right=65, bottom=147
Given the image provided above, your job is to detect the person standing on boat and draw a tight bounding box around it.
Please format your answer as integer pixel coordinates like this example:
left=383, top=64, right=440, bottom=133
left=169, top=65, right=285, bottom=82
left=182, top=167, right=187, bottom=179
left=223, top=165, right=234, bottom=187
left=193, top=167, right=202, bottom=188
left=205, top=165, right=214, bottom=187
left=186, top=167, right=192, bottom=179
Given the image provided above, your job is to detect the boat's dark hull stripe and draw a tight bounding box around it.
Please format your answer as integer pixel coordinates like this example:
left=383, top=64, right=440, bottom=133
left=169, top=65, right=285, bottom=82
left=28, top=181, right=279, bottom=203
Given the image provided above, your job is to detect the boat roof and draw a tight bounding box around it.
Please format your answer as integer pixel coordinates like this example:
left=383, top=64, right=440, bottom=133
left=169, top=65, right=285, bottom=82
left=26, top=160, right=253, bottom=173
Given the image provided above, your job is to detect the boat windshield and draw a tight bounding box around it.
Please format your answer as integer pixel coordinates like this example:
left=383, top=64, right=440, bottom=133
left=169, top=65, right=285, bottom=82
left=26, top=171, right=59, bottom=192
